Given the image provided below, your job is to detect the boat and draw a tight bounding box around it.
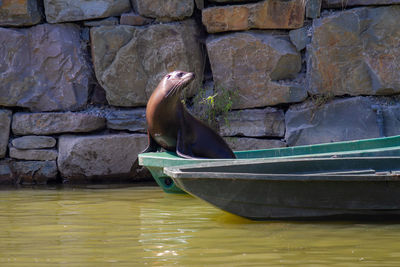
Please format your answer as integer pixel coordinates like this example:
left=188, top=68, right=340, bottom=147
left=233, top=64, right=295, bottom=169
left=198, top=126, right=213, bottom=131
left=164, top=157, right=400, bottom=220
left=138, top=135, right=400, bottom=193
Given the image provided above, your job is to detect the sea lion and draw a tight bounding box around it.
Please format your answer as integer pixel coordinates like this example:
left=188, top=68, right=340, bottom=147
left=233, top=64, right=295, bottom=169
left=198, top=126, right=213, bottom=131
left=143, top=70, right=236, bottom=159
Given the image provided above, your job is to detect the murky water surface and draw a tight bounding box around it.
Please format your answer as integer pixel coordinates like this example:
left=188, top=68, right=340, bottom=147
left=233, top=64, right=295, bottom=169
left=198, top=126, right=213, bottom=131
left=1, top=185, right=400, bottom=266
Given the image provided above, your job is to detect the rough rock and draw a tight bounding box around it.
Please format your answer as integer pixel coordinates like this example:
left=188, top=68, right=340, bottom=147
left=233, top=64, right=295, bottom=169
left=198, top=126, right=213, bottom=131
left=322, top=0, right=400, bottom=8
left=12, top=161, right=58, bottom=185
left=285, top=97, right=382, bottom=146
left=106, top=108, right=146, bottom=132
left=0, top=160, right=15, bottom=185
left=225, top=137, right=286, bottom=151
left=12, top=136, right=56, bottom=150
left=207, top=32, right=306, bottom=109
left=220, top=108, right=285, bottom=137
left=202, top=0, right=305, bottom=33
left=58, top=134, right=148, bottom=182
left=120, top=12, right=153, bottom=26
left=0, top=0, right=42, bottom=26
left=0, top=110, right=12, bottom=159
left=131, top=0, right=194, bottom=21
left=307, top=6, right=400, bottom=97
left=289, top=26, right=310, bottom=51
left=0, top=24, right=90, bottom=112
left=44, top=0, right=131, bottom=23
left=306, top=0, right=322, bottom=19
left=83, top=17, right=119, bottom=27
left=10, top=147, right=58, bottom=161
left=12, top=112, right=105, bottom=135
left=367, top=96, right=400, bottom=137
left=383, top=105, right=400, bottom=137
left=91, top=20, right=204, bottom=107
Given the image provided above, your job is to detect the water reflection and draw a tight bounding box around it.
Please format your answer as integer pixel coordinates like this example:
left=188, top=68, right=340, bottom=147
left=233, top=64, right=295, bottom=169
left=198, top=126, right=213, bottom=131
left=0, top=186, right=399, bottom=266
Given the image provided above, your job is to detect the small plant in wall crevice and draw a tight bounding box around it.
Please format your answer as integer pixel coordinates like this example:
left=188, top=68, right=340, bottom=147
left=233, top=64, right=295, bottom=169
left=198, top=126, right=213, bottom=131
left=187, top=85, right=239, bottom=131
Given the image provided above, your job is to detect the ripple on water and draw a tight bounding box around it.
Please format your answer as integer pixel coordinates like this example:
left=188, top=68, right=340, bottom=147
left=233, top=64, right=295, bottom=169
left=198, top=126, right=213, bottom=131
left=0, top=186, right=400, bottom=266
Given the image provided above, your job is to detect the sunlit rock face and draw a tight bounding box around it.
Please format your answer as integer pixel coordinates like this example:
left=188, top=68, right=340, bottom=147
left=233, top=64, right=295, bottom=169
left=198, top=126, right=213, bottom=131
left=12, top=113, right=105, bottom=136
left=202, top=0, right=305, bottom=33
left=90, top=20, right=204, bottom=107
left=219, top=108, right=285, bottom=138
left=0, top=0, right=42, bottom=26
left=131, top=0, right=194, bottom=22
left=11, top=136, right=56, bottom=150
left=224, top=137, right=286, bottom=151
left=307, top=6, right=400, bottom=97
left=207, top=31, right=306, bottom=109
left=0, top=24, right=91, bottom=112
left=285, top=96, right=400, bottom=146
left=57, top=134, right=147, bottom=182
left=43, top=0, right=131, bottom=23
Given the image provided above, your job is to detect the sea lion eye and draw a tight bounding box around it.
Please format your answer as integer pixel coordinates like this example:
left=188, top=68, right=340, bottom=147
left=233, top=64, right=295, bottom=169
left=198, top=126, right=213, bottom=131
left=177, top=72, right=184, bottom=78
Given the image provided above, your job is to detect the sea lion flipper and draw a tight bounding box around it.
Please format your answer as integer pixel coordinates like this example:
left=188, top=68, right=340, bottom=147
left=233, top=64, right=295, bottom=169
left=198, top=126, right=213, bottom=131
left=176, top=129, right=195, bottom=159
left=142, top=131, right=160, bottom=153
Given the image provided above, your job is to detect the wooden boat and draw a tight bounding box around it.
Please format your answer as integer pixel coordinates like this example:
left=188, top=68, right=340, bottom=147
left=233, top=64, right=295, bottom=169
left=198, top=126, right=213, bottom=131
left=138, top=135, right=400, bottom=193
left=164, top=157, right=400, bottom=220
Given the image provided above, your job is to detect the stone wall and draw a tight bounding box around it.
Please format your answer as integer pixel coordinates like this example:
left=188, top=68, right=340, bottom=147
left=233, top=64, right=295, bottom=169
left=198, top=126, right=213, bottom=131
left=1, top=0, right=400, bottom=185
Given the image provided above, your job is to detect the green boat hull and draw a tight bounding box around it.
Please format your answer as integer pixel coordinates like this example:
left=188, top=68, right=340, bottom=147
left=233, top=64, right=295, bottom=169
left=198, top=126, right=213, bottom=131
left=165, top=157, right=400, bottom=220
left=138, top=135, right=400, bottom=193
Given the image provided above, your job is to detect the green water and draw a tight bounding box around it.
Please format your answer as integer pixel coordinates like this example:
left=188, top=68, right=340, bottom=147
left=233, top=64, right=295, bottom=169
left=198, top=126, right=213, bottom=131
left=1, top=185, right=400, bottom=266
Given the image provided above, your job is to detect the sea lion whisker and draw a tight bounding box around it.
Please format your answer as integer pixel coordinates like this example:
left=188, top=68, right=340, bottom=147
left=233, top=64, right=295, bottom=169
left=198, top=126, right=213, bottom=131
left=165, top=83, right=180, bottom=98
left=167, top=80, right=185, bottom=98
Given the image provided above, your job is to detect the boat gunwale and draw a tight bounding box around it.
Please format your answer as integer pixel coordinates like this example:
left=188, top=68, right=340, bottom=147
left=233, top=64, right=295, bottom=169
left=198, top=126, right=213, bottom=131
left=164, top=156, right=400, bottom=182
left=138, top=135, right=400, bottom=168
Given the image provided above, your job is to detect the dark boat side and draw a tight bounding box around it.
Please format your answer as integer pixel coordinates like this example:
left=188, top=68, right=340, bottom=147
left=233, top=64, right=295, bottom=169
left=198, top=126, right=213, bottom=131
left=164, top=157, right=400, bottom=220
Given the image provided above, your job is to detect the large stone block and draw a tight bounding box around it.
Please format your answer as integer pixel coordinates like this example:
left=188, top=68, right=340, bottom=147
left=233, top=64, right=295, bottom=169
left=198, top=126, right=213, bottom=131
left=9, top=147, right=58, bottom=161
left=285, top=97, right=382, bottom=146
left=58, top=134, right=147, bottom=182
left=0, top=160, right=15, bottom=185
left=120, top=12, right=153, bottom=26
left=322, top=0, right=400, bottom=8
left=370, top=96, right=400, bottom=138
left=12, top=136, right=56, bottom=150
left=83, top=17, right=119, bottom=27
left=202, top=0, right=305, bottom=33
left=225, top=137, right=286, bottom=151
left=307, top=6, right=400, bottom=97
left=0, top=0, right=42, bottom=26
left=207, top=32, right=306, bottom=109
left=12, top=112, right=105, bottom=135
left=220, top=108, right=285, bottom=137
left=0, top=110, right=12, bottom=159
left=289, top=26, right=310, bottom=51
left=91, top=20, right=204, bottom=107
left=209, top=0, right=254, bottom=2
left=12, top=161, right=58, bottom=185
left=383, top=105, right=400, bottom=137
left=0, top=24, right=90, bottom=112
left=106, top=108, right=146, bottom=132
left=306, top=0, right=322, bottom=19
left=131, top=0, right=194, bottom=21
left=44, top=0, right=131, bottom=23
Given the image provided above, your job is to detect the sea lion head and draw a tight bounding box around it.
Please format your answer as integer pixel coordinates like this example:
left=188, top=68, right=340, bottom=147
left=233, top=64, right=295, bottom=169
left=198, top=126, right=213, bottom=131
left=160, top=70, right=195, bottom=100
